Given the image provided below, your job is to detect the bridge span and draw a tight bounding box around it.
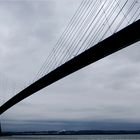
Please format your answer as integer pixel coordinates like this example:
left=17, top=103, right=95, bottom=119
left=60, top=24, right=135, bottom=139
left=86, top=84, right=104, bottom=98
left=0, top=19, right=140, bottom=115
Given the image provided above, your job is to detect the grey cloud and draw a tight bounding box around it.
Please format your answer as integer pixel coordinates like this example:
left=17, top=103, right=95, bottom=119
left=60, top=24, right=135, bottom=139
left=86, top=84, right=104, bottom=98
left=3, top=120, right=140, bottom=132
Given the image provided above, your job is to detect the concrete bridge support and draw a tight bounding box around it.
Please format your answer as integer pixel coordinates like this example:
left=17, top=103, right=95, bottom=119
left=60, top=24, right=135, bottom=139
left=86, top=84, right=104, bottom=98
left=0, top=122, right=1, bottom=135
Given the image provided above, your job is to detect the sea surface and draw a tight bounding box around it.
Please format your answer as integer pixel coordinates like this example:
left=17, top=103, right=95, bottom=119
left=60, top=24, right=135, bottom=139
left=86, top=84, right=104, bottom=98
left=1, top=134, right=140, bottom=140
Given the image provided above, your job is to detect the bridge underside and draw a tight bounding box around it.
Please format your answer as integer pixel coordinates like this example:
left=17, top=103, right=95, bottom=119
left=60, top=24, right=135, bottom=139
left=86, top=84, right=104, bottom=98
left=0, top=20, right=140, bottom=115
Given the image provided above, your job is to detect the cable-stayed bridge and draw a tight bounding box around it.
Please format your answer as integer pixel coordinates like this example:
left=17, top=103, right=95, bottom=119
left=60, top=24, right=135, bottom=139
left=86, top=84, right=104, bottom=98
left=0, top=0, right=140, bottom=115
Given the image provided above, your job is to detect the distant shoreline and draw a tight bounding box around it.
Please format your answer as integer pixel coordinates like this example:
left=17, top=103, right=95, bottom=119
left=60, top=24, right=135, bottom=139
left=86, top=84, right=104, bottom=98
left=1, top=130, right=140, bottom=136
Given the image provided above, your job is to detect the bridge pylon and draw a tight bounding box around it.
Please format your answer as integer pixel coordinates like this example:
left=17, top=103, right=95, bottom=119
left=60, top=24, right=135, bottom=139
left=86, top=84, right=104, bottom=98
left=0, top=122, right=1, bottom=135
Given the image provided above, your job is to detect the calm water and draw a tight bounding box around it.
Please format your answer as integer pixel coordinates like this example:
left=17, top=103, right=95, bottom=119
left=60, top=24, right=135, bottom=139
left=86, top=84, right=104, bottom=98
left=1, top=135, right=140, bottom=140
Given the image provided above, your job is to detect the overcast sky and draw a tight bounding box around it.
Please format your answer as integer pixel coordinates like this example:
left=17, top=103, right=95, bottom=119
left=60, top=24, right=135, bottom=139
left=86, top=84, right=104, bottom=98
left=0, top=0, right=140, bottom=132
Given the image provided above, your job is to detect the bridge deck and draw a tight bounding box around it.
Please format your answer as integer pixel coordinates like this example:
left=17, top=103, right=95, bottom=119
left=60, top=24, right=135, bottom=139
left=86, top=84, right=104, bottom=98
left=0, top=20, right=140, bottom=115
